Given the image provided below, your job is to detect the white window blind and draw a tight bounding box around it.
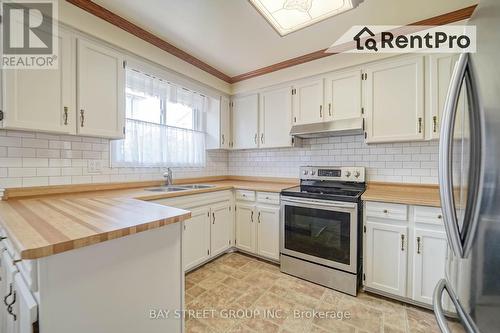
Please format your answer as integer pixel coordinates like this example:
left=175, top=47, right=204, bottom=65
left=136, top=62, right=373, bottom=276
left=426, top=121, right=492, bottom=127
left=111, top=67, right=207, bottom=167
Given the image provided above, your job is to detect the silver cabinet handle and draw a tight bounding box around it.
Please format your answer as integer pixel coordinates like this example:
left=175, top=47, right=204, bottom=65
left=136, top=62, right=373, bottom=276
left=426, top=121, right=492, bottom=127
left=63, top=106, right=69, bottom=125
left=80, top=109, right=85, bottom=127
left=438, top=52, right=483, bottom=258
left=416, top=237, right=421, bottom=254
left=212, top=212, right=215, bottom=224
left=401, top=234, right=405, bottom=251
left=328, top=103, right=332, bottom=116
left=433, top=279, right=477, bottom=333
left=254, top=133, right=257, bottom=144
left=221, top=134, right=225, bottom=145
left=319, top=105, right=323, bottom=118
left=258, top=211, right=261, bottom=224
left=251, top=211, right=254, bottom=223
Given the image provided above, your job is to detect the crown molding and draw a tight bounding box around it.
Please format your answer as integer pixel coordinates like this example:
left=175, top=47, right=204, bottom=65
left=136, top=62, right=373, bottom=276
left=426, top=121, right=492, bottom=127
left=66, top=1, right=476, bottom=84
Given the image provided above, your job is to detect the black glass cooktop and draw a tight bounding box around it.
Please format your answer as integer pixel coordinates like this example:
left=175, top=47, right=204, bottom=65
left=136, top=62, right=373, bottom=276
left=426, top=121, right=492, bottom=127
left=281, top=181, right=365, bottom=202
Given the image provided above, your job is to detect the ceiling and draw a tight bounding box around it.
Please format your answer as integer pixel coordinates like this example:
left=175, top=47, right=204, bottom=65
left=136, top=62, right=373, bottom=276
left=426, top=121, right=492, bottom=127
left=92, top=0, right=476, bottom=78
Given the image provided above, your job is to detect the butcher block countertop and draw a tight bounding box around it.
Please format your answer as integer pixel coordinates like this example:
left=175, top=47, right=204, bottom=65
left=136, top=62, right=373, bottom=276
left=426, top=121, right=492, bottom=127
left=0, top=177, right=297, bottom=259
left=362, top=182, right=441, bottom=207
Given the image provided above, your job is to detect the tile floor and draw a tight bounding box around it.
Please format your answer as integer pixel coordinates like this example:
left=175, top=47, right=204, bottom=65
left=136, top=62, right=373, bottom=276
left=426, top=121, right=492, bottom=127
left=185, top=252, right=464, bottom=333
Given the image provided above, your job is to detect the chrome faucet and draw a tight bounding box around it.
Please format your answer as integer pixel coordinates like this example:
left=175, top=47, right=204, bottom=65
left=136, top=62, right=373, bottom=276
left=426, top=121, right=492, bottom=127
left=163, top=168, right=173, bottom=186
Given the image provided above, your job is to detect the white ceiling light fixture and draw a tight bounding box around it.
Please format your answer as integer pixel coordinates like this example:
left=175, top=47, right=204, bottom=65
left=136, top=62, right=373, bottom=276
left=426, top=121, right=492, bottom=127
left=250, top=0, right=364, bottom=36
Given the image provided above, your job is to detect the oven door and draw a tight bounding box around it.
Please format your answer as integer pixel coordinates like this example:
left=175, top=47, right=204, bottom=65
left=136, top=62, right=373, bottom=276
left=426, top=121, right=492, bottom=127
left=280, top=196, right=358, bottom=273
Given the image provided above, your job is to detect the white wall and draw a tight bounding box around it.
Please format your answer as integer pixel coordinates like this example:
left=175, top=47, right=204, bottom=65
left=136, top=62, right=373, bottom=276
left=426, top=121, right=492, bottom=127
left=0, top=129, right=228, bottom=189
left=228, top=135, right=439, bottom=184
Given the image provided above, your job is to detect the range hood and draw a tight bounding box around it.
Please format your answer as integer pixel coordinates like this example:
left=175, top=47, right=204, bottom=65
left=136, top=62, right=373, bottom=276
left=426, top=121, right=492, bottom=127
left=290, top=117, right=364, bottom=138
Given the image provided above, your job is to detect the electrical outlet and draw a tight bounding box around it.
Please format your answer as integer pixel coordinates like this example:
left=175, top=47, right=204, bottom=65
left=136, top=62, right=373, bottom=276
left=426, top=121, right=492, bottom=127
left=87, top=160, right=102, bottom=173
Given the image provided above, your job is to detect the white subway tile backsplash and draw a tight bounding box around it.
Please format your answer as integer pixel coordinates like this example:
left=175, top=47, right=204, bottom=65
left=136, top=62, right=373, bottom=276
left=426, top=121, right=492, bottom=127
left=0, top=130, right=437, bottom=189
left=22, top=138, right=49, bottom=149
left=228, top=135, right=438, bottom=184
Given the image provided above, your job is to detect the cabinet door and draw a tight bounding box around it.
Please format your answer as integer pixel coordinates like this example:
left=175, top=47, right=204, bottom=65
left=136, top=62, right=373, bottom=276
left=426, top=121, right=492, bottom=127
left=220, top=96, right=231, bottom=149
left=182, top=207, right=210, bottom=271
left=364, top=56, right=425, bottom=143
left=259, top=86, right=292, bottom=148
left=235, top=203, right=256, bottom=253
left=210, top=201, right=233, bottom=257
left=428, top=54, right=466, bottom=139
left=3, top=28, right=75, bottom=133
left=231, top=94, right=258, bottom=149
left=1, top=251, right=17, bottom=333
left=365, top=221, right=408, bottom=296
left=324, top=70, right=362, bottom=121
left=77, top=38, right=125, bottom=138
left=13, top=274, right=38, bottom=333
left=412, top=228, right=447, bottom=305
left=292, top=79, right=324, bottom=125
left=257, top=205, right=280, bottom=261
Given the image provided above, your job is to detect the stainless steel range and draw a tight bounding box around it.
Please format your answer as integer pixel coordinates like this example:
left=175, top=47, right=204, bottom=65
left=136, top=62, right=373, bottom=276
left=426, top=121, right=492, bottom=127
left=280, top=166, right=366, bottom=296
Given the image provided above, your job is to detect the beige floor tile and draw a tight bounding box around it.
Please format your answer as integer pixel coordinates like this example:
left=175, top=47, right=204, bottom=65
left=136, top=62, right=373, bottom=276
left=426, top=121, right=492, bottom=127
left=185, top=318, right=217, bottom=333
left=184, top=253, right=449, bottom=333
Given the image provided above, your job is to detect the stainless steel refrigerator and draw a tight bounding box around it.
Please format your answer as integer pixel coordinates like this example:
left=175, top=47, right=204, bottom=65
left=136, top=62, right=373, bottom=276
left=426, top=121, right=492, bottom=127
left=433, top=0, right=500, bottom=332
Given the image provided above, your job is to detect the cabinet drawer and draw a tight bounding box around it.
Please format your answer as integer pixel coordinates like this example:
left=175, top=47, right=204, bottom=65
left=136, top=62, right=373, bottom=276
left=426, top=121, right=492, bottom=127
left=235, top=190, right=255, bottom=202
left=256, top=192, right=280, bottom=205
left=414, top=206, right=443, bottom=225
left=366, top=202, right=408, bottom=221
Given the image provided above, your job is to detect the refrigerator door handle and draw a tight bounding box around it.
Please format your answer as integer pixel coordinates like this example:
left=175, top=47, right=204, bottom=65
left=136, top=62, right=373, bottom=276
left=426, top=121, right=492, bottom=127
left=433, top=279, right=477, bottom=333
left=439, top=53, right=484, bottom=259
left=439, top=53, right=469, bottom=258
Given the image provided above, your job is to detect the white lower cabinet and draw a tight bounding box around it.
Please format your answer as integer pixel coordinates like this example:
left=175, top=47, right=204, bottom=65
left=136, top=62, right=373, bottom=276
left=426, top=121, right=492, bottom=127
left=210, top=201, right=233, bottom=257
left=235, top=192, right=280, bottom=261
left=182, top=207, right=211, bottom=271
left=365, top=221, right=408, bottom=296
left=256, top=205, right=280, bottom=261
left=412, top=228, right=447, bottom=304
left=364, top=202, right=449, bottom=307
left=235, top=203, right=256, bottom=253
left=0, top=235, right=38, bottom=333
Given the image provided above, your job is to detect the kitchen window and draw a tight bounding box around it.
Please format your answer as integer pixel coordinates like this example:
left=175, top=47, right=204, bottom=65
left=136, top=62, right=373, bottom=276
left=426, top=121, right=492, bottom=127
left=111, top=66, right=207, bottom=167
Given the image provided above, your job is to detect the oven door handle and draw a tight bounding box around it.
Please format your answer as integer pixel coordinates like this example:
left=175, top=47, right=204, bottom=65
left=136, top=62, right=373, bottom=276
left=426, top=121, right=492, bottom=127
left=281, top=197, right=357, bottom=209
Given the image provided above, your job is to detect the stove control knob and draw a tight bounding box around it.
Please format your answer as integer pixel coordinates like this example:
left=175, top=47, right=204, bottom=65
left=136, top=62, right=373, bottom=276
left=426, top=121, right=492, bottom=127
left=354, top=171, right=361, bottom=178
left=345, top=171, right=352, bottom=177
left=311, top=170, right=316, bottom=176
left=303, top=170, right=309, bottom=176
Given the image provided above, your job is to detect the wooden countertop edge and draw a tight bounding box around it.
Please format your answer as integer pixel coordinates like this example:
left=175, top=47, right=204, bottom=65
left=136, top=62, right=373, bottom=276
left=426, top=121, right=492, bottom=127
left=2, top=176, right=298, bottom=200
left=362, top=181, right=441, bottom=207
left=13, top=210, right=192, bottom=260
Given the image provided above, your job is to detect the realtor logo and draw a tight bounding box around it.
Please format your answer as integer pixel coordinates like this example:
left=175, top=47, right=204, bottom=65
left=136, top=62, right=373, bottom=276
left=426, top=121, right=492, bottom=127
left=327, top=24, right=476, bottom=54
left=1, top=0, right=58, bottom=69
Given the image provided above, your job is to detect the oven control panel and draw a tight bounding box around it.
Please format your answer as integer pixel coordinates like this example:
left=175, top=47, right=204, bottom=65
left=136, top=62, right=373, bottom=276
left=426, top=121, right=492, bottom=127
left=300, top=166, right=365, bottom=182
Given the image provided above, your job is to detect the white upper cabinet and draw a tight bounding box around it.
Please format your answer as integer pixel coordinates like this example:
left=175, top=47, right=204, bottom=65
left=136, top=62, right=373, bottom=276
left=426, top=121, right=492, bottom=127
left=206, top=96, right=231, bottom=150
left=77, top=38, right=125, bottom=139
left=231, top=94, right=259, bottom=149
left=2, top=28, right=75, bottom=133
left=428, top=54, right=463, bottom=139
left=324, top=69, right=362, bottom=121
left=259, top=86, right=293, bottom=148
left=364, top=56, right=425, bottom=143
left=292, top=78, right=324, bottom=125
left=219, top=96, right=231, bottom=149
